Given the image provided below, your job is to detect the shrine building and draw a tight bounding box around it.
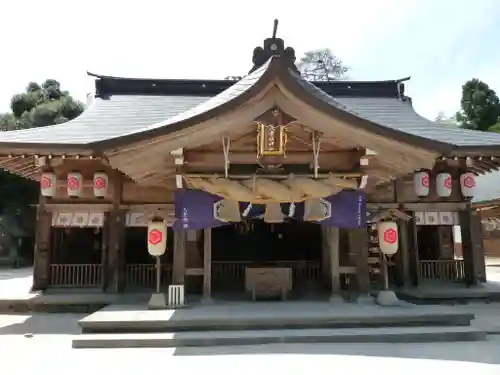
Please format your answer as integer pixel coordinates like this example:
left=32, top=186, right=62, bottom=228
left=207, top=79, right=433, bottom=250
left=0, top=28, right=499, bottom=301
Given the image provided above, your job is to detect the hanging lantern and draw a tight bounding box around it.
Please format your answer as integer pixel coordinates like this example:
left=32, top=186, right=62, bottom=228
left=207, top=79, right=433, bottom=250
left=377, top=221, right=399, bottom=256
left=67, top=172, right=83, bottom=197
left=303, top=198, right=330, bottom=222
left=93, top=172, right=108, bottom=198
left=214, top=199, right=241, bottom=222
left=40, top=172, right=57, bottom=197
left=263, top=202, right=285, bottom=223
left=147, top=218, right=167, bottom=257
left=460, top=172, right=476, bottom=197
left=413, top=171, right=430, bottom=197
left=436, top=172, right=452, bottom=197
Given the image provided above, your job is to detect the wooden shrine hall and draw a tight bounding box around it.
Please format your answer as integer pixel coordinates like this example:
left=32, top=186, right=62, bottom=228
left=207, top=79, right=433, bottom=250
left=0, top=27, right=500, bottom=301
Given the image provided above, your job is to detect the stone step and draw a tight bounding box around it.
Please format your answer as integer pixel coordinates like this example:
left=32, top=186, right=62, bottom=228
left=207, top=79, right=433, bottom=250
left=72, top=326, right=486, bottom=349
left=78, top=301, right=477, bottom=334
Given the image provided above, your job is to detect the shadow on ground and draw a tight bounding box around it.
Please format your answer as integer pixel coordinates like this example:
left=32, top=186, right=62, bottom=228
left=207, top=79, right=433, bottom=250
left=0, top=313, right=83, bottom=335
left=172, top=337, right=500, bottom=365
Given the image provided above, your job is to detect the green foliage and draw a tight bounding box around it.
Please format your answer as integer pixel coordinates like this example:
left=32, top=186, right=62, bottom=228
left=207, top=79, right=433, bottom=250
left=0, top=79, right=84, bottom=212
left=0, top=79, right=84, bottom=131
left=298, top=48, right=349, bottom=81
left=455, top=79, right=500, bottom=132
left=486, top=122, right=500, bottom=133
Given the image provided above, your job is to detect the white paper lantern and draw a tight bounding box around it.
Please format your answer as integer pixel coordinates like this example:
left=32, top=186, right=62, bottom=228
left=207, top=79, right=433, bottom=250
left=147, top=219, right=167, bottom=257
left=436, top=172, right=452, bottom=197
left=377, top=221, right=399, bottom=256
left=413, top=171, right=430, bottom=197
left=460, top=172, right=476, bottom=198
left=40, top=172, right=57, bottom=197
left=67, top=172, right=83, bottom=197
left=93, top=172, right=108, bottom=198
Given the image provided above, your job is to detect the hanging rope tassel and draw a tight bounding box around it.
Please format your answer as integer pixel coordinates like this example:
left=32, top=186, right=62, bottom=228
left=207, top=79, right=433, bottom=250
left=222, top=135, right=231, bottom=178
left=312, top=132, right=322, bottom=179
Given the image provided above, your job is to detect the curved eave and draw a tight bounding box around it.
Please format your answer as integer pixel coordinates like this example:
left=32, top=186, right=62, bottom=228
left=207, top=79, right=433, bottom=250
left=277, top=70, right=455, bottom=155
left=3, top=57, right=500, bottom=158
left=88, top=59, right=280, bottom=151
left=96, top=59, right=500, bottom=155
left=85, top=60, right=457, bottom=153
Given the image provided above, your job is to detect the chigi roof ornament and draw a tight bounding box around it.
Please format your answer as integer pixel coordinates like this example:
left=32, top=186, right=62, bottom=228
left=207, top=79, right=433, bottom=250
left=249, top=19, right=299, bottom=74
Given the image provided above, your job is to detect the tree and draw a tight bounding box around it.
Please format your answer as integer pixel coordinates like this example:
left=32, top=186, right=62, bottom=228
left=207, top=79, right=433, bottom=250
left=455, top=78, right=500, bottom=132
left=435, top=111, right=457, bottom=126
left=297, top=48, right=349, bottom=81
left=0, top=80, right=84, bottom=213
left=0, top=79, right=84, bottom=131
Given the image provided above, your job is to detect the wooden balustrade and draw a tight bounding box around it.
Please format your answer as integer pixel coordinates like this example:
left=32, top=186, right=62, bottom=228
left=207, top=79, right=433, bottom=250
left=125, top=263, right=172, bottom=288
left=418, top=260, right=465, bottom=282
left=50, top=264, right=102, bottom=286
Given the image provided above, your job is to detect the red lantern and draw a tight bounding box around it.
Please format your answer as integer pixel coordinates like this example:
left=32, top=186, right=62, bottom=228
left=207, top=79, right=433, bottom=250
left=67, top=172, right=83, bottom=197
left=377, top=221, right=399, bottom=256
left=93, top=172, right=108, bottom=198
left=413, top=171, right=430, bottom=197
left=460, top=172, right=476, bottom=197
left=40, top=172, right=57, bottom=197
left=147, top=219, right=167, bottom=257
left=436, top=172, right=452, bottom=197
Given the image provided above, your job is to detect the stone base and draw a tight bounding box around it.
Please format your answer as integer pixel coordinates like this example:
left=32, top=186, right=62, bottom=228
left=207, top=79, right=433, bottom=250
left=328, top=295, right=344, bottom=304
left=148, top=293, right=167, bottom=310
left=201, top=297, right=214, bottom=305
left=356, top=294, right=374, bottom=305
left=376, top=290, right=399, bottom=306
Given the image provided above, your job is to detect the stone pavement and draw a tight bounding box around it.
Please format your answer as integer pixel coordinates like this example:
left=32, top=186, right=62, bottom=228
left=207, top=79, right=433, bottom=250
left=0, top=267, right=499, bottom=373
left=0, top=314, right=499, bottom=374
left=0, top=267, right=36, bottom=300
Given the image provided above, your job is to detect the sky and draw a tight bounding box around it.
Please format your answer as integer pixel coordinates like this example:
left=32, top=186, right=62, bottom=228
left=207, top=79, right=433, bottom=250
left=1, top=0, right=500, bottom=120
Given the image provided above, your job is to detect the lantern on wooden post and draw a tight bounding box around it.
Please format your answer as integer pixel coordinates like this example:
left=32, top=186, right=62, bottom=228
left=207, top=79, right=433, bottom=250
left=40, top=172, right=57, bottom=197
left=93, top=172, right=108, bottom=198
left=147, top=218, right=168, bottom=309
left=378, top=221, right=399, bottom=256
left=436, top=172, right=452, bottom=197
left=460, top=172, right=476, bottom=198
left=413, top=171, right=430, bottom=197
left=376, top=221, right=400, bottom=306
left=67, top=172, right=83, bottom=197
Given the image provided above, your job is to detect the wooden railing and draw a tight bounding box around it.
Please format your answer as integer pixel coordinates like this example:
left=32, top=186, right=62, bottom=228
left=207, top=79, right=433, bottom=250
left=50, top=264, right=102, bottom=287
left=125, top=263, right=172, bottom=288
left=211, top=261, right=321, bottom=290
left=418, top=259, right=465, bottom=282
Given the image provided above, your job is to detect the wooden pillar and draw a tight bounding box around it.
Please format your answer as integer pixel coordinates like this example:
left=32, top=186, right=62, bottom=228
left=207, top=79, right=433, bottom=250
left=460, top=206, right=485, bottom=285
left=399, top=219, right=411, bottom=287
left=405, top=213, right=420, bottom=286
left=471, top=211, right=487, bottom=283
left=349, top=228, right=370, bottom=293
left=105, top=174, right=125, bottom=292
left=202, top=228, right=212, bottom=301
left=321, top=227, right=331, bottom=285
left=32, top=195, right=52, bottom=291
left=172, top=231, right=186, bottom=285
left=100, top=212, right=109, bottom=291
left=459, top=205, right=478, bottom=285
left=323, top=227, right=340, bottom=295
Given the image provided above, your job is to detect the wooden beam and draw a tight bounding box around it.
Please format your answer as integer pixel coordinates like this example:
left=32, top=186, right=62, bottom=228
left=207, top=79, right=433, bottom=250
left=184, top=149, right=363, bottom=168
